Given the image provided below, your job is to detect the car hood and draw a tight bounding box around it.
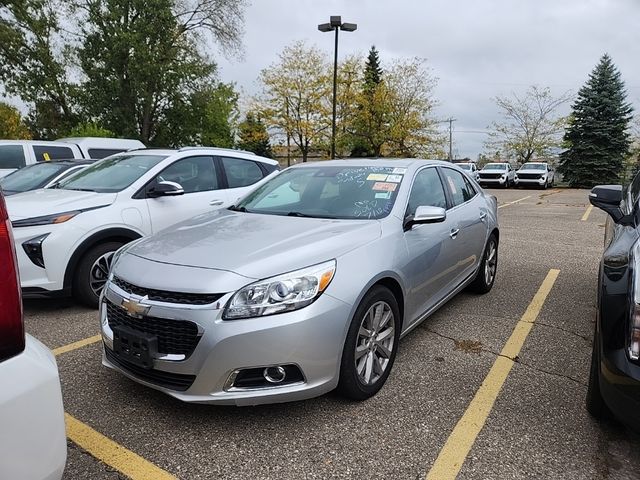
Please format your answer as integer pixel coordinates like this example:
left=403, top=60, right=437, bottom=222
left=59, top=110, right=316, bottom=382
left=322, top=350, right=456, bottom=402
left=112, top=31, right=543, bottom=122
left=517, top=169, right=546, bottom=174
left=126, top=210, right=382, bottom=279
left=6, top=188, right=116, bottom=220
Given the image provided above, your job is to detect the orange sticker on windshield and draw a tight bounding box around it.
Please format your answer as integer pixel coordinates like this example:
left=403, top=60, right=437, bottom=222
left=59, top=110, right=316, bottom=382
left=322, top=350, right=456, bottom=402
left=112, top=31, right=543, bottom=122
left=372, top=182, right=397, bottom=192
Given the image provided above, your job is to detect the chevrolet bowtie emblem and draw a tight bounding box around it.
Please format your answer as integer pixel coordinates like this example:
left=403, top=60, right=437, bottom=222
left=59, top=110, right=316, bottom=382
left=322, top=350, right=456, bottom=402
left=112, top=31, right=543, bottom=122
left=120, top=295, right=150, bottom=317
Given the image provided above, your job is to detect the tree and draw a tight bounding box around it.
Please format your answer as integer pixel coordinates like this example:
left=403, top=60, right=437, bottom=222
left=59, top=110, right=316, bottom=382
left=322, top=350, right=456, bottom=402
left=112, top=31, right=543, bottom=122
left=364, top=46, right=383, bottom=89
left=237, top=112, right=273, bottom=158
left=67, top=122, right=114, bottom=138
left=0, top=102, right=31, bottom=139
left=258, top=41, right=331, bottom=162
left=486, top=86, right=571, bottom=164
left=558, top=54, right=633, bottom=187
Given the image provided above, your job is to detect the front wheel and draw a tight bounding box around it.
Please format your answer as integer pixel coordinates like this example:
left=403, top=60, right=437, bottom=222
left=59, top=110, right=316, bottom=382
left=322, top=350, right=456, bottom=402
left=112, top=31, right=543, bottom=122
left=337, top=286, right=401, bottom=400
left=73, top=241, right=124, bottom=308
left=468, top=234, right=498, bottom=294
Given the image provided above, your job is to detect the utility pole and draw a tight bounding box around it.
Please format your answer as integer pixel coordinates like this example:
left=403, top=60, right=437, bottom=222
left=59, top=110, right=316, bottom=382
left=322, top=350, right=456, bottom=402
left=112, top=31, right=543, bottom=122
left=448, top=117, right=456, bottom=162
left=285, top=100, right=291, bottom=167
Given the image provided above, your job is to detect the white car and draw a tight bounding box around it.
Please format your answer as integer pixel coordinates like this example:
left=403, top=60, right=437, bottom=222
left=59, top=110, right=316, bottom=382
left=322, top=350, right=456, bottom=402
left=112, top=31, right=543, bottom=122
left=0, top=191, right=66, bottom=480
left=478, top=162, right=516, bottom=188
left=7, top=147, right=279, bottom=306
left=514, top=162, right=555, bottom=189
left=0, top=137, right=145, bottom=179
left=456, top=162, right=480, bottom=181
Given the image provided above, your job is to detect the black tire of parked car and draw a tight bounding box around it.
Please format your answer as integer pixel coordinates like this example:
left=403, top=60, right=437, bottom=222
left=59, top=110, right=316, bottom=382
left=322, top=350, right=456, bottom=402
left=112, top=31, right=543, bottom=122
left=337, top=285, right=401, bottom=401
left=468, top=233, right=498, bottom=294
left=73, top=241, right=124, bottom=308
left=586, top=333, right=608, bottom=419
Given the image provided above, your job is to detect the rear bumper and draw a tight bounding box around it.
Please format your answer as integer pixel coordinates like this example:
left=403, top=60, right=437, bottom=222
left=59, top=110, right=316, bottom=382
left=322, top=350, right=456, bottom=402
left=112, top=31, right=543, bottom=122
left=0, top=335, right=66, bottom=480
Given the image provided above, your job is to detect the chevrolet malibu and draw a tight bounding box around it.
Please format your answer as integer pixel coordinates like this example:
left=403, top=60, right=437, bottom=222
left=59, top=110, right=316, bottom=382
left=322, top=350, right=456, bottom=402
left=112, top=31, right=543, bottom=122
left=101, top=160, right=499, bottom=405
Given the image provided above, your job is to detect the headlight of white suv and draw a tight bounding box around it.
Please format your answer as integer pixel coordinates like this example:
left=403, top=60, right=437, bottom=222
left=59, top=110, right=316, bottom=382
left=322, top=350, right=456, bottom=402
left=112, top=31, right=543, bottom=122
left=223, top=260, right=336, bottom=320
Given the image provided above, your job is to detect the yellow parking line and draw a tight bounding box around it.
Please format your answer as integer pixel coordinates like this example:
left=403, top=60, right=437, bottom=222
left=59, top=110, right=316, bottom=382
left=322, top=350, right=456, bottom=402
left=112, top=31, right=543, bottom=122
left=497, top=195, right=531, bottom=209
left=52, top=334, right=102, bottom=356
left=425, top=269, right=560, bottom=480
left=581, top=205, right=593, bottom=221
left=66, top=413, right=176, bottom=480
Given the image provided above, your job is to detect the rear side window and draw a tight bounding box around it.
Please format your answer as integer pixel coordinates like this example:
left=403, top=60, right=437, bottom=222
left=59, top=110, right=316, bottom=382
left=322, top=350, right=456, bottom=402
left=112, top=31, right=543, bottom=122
left=442, top=168, right=476, bottom=207
left=222, top=157, right=264, bottom=188
left=88, top=148, right=125, bottom=159
left=33, top=145, right=74, bottom=162
left=0, top=145, right=26, bottom=169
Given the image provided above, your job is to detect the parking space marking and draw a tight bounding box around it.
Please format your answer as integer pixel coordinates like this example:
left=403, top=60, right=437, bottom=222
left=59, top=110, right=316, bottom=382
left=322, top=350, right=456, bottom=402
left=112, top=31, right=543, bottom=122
left=53, top=334, right=101, bottom=356
left=425, top=268, right=560, bottom=480
left=66, top=413, right=176, bottom=480
left=497, top=195, right=531, bottom=209
left=581, top=205, right=593, bottom=221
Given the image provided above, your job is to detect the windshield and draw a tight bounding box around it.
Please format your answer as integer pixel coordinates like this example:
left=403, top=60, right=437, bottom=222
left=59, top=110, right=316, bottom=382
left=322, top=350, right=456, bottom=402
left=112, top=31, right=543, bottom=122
left=520, top=163, right=546, bottom=170
left=236, top=165, right=407, bottom=219
left=0, top=162, right=69, bottom=193
left=58, top=155, right=166, bottom=193
left=482, top=163, right=507, bottom=170
left=458, top=164, right=472, bottom=171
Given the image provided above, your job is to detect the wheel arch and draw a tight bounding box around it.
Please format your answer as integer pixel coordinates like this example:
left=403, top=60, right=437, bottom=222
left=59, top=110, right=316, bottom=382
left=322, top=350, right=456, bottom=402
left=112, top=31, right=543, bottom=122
left=63, top=228, right=143, bottom=289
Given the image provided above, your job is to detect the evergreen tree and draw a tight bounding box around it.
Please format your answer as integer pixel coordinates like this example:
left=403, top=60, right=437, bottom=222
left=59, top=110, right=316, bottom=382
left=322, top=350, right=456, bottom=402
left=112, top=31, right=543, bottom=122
left=558, top=54, right=633, bottom=187
left=363, top=46, right=383, bottom=90
left=237, top=113, right=273, bottom=158
left=351, top=46, right=385, bottom=157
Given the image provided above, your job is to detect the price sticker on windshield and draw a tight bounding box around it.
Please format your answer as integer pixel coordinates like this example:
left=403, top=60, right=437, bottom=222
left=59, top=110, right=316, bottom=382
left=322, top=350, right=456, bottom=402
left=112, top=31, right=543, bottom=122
left=372, top=182, right=397, bottom=192
left=386, top=174, right=403, bottom=183
left=367, top=173, right=388, bottom=181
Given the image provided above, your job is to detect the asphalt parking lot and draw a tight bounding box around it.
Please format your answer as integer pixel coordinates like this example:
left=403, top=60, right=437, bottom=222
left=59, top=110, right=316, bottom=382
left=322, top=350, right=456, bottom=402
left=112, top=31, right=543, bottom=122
left=25, top=188, right=640, bottom=479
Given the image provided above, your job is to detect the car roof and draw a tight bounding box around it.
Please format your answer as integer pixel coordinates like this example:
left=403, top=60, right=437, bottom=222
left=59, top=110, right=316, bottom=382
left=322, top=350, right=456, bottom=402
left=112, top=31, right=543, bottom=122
left=0, top=140, right=78, bottom=147
left=125, top=147, right=279, bottom=165
left=56, top=137, right=145, bottom=149
left=288, top=158, right=450, bottom=169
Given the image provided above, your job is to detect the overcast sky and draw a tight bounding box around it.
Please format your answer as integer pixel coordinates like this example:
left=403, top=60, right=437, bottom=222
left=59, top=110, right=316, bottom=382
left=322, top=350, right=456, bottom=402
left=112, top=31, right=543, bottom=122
left=217, top=0, right=640, bottom=159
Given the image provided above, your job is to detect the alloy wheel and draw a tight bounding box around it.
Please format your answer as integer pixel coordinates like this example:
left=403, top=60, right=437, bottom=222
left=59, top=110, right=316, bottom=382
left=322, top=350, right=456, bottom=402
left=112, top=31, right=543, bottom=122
left=355, top=301, right=395, bottom=386
left=90, top=251, right=114, bottom=297
left=484, top=241, right=497, bottom=286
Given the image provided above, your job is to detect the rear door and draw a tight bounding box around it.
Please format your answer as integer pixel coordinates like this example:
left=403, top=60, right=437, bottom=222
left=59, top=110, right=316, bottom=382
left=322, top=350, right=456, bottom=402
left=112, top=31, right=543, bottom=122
left=144, top=155, right=224, bottom=233
left=439, top=167, right=488, bottom=285
left=0, top=144, right=27, bottom=179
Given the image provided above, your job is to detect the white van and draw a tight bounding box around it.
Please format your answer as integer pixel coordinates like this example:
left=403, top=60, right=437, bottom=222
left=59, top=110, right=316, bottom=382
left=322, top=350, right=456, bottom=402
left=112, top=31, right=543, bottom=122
left=0, top=138, right=145, bottom=178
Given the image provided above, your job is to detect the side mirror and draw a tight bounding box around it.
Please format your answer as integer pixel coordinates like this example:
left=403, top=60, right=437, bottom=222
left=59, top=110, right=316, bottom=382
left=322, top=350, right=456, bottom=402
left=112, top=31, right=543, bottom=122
left=148, top=181, right=184, bottom=198
left=589, top=185, right=632, bottom=225
left=404, top=206, right=446, bottom=231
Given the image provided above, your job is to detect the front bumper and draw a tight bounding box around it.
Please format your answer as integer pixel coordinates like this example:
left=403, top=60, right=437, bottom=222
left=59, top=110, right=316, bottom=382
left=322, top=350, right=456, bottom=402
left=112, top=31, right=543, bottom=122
left=479, top=177, right=507, bottom=186
left=100, top=281, right=353, bottom=405
left=514, top=177, right=547, bottom=186
left=599, top=349, right=640, bottom=431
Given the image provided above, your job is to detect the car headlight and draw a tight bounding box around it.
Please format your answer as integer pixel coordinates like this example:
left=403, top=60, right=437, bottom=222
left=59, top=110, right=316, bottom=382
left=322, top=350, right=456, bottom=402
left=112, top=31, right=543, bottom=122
left=223, top=260, right=336, bottom=320
left=11, top=205, right=108, bottom=228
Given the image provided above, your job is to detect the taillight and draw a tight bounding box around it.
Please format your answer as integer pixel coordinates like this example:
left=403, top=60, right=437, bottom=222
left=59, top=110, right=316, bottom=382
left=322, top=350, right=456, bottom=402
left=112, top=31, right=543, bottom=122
left=0, top=192, right=24, bottom=362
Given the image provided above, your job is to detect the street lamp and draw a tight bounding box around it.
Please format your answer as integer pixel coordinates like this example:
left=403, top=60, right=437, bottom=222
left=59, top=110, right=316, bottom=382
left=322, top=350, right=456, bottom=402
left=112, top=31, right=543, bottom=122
left=318, top=16, right=357, bottom=159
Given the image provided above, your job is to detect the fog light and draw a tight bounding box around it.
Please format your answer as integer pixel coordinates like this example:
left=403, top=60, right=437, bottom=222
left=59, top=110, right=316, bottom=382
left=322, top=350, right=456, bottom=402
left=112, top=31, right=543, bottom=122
left=263, top=366, right=286, bottom=383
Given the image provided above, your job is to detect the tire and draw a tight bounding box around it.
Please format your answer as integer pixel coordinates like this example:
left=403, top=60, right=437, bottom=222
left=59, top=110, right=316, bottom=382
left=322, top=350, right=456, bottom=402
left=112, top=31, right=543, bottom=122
left=337, top=285, right=401, bottom=401
left=586, top=333, right=608, bottom=418
left=468, top=234, right=498, bottom=294
left=73, top=241, right=124, bottom=308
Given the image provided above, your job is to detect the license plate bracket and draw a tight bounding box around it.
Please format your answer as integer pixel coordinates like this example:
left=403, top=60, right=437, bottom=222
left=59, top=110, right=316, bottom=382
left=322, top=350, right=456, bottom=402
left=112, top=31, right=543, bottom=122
left=112, top=325, right=158, bottom=369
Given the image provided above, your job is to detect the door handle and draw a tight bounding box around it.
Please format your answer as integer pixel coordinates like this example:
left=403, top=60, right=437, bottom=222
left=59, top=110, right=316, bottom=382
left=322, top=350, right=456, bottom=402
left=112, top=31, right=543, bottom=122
left=209, top=199, right=224, bottom=206
left=449, top=228, right=460, bottom=239
left=479, top=212, right=487, bottom=221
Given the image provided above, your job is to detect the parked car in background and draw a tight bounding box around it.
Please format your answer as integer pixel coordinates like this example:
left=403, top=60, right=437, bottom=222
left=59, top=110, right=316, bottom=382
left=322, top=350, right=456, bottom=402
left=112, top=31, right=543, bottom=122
left=100, top=160, right=499, bottom=405
left=0, top=160, right=95, bottom=196
left=587, top=178, right=640, bottom=430
left=6, top=147, right=279, bottom=307
left=514, top=162, right=555, bottom=189
left=478, top=162, right=515, bottom=188
left=0, top=190, right=66, bottom=480
left=0, top=137, right=144, bottom=179
left=456, top=162, right=480, bottom=181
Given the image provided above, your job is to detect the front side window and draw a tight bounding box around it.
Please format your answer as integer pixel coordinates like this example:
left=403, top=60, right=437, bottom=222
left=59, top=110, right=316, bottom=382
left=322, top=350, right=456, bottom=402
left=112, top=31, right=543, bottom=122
left=405, top=168, right=446, bottom=217
left=156, top=156, right=217, bottom=193
left=0, top=145, right=26, bottom=169
left=237, top=165, right=406, bottom=219
left=222, top=157, right=264, bottom=188
left=58, top=154, right=166, bottom=193
left=33, top=145, right=74, bottom=162
left=442, top=168, right=476, bottom=207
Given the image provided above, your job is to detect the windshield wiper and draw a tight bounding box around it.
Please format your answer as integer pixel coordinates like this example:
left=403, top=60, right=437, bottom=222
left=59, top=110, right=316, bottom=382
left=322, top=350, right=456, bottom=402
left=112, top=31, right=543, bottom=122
left=228, top=205, right=248, bottom=212
left=286, top=211, right=338, bottom=219
left=64, top=187, right=96, bottom=192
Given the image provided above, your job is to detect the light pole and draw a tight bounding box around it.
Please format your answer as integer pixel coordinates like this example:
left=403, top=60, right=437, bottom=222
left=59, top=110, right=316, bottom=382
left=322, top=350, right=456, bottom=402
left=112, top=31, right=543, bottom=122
left=318, top=16, right=357, bottom=159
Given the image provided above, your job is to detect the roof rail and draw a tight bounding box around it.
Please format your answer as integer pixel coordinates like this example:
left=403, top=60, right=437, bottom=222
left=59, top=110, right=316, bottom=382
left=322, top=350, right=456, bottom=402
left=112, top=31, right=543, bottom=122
left=178, top=146, right=256, bottom=155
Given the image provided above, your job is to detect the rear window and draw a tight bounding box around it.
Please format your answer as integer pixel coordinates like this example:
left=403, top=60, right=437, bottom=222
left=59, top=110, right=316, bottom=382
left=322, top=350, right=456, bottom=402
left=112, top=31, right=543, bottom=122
left=0, top=145, right=26, bottom=169
left=33, top=145, right=75, bottom=162
left=88, top=148, right=125, bottom=159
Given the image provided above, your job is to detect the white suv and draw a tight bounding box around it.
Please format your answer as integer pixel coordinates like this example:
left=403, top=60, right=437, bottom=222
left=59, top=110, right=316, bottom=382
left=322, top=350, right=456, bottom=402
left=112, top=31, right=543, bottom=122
left=6, top=147, right=279, bottom=306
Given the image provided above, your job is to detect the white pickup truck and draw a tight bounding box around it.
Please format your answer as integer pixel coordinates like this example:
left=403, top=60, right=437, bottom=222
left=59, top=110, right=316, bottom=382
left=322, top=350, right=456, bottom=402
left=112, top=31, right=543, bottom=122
left=0, top=138, right=144, bottom=178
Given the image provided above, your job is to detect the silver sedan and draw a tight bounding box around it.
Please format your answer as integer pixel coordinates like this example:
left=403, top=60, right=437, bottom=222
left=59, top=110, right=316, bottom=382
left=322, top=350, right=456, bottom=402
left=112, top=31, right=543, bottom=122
left=100, top=160, right=499, bottom=405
